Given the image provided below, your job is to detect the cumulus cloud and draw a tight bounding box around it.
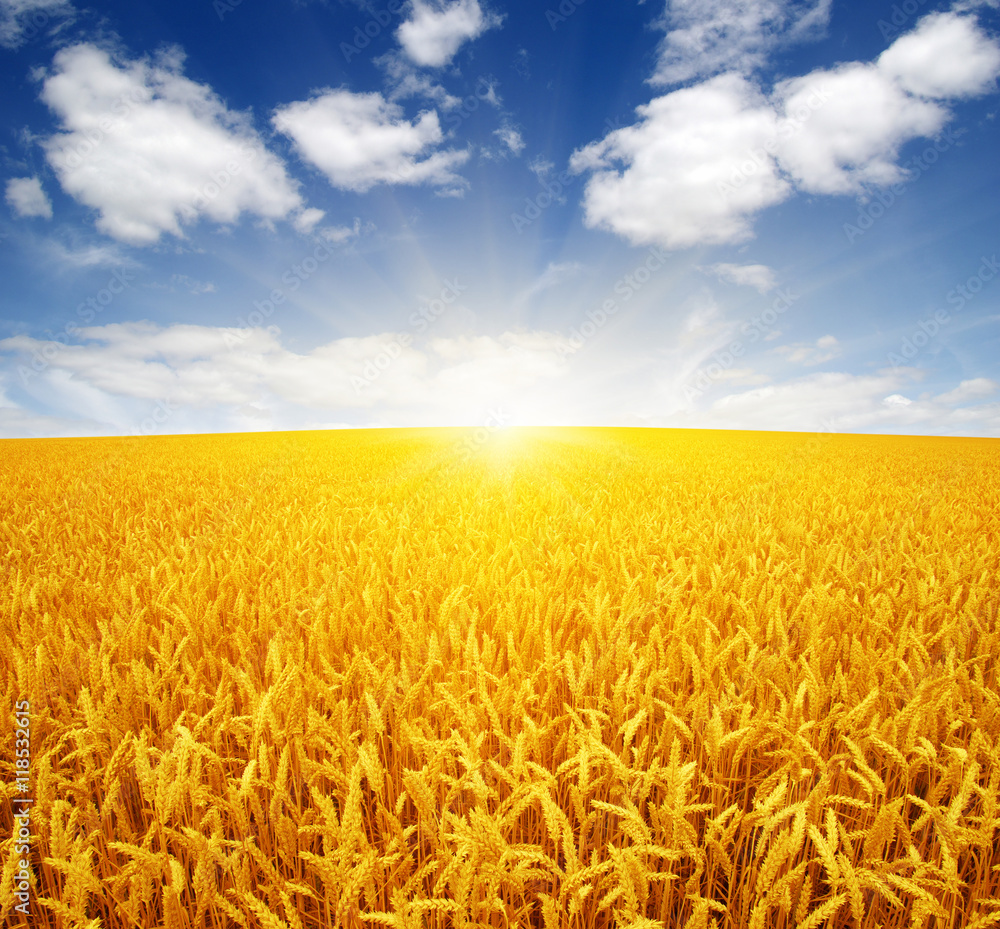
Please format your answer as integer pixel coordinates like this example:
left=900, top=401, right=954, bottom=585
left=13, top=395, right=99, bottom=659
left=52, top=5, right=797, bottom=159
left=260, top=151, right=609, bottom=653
left=396, top=0, right=502, bottom=68
left=776, top=14, right=999, bottom=196
left=775, top=62, right=943, bottom=195
left=274, top=89, right=469, bottom=195
left=570, top=73, right=789, bottom=249
left=39, top=44, right=305, bottom=245
left=571, top=11, right=1000, bottom=250
left=5, top=176, right=53, bottom=218
left=703, top=262, right=776, bottom=292
left=0, top=0, right=73, bottom=48
left=879, top=11, right=1000, bottom=98
left=651, top=0, right=832, bottom=86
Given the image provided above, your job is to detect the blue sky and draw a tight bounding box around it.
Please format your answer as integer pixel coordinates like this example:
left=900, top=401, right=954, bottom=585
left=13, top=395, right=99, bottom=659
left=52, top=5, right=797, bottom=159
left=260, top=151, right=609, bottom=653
left=1, top=0, right=999, bottom=438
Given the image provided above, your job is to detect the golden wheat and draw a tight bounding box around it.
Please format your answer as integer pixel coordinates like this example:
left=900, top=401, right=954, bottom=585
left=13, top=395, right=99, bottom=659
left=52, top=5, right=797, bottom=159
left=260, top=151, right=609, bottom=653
left=1, top=426, right=999, bottom=928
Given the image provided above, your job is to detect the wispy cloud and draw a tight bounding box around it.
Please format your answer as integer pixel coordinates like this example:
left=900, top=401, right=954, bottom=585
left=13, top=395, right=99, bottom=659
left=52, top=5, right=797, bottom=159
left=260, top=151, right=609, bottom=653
left=0, top=0, right=74, bottom=49
left=45, top=239, right=139, bottom=270
left=514, top=261, right=584, bottom=307
left=702, top=262, right=777, bottom=293
left=772, top=333, right=841, bottom=365
left=5, top=177, right=53, bottom=219
left=650, top=0, right=832, bottom=87
left=494, top=123, right=525, bottom=156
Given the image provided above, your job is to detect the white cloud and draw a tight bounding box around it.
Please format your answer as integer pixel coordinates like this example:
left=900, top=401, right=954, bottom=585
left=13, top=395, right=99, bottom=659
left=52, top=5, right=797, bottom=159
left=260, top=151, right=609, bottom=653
left=376, top=51, right=462, bottom=109
left=170, top=274, right=216, bottom=295
left=274, top=89, right=469, bottom=195
left=293, top=207, right=325, bottom=234
left=477, top=80, right=500, bottom=108
left=651, top=0, right=832, bottom=86
left=774, top=64, right=944, bottom=195
left=681, top=291, right=725, bottom=336
left=706, top=373, right=908, bottom=429
left=396, top=0, right=502, bottom=68
left=879, top=11, right=1000, bottom=98
left=5, top=176, right=53, bottom=218
left=934, top=377, right=998, bottom=404
left=0, top=321, right=572, bottom=434
left=319, top=217, right=372, bottom=245
left=0, top=0, right=73, bottom=48
left=571, top=11, right=1000, bottom=249
left=44, top=240, right=137, bottom=269
left=0, top=405, right=112, bottom=438
left=494, top=124, right=525, bottom=156
left=427, top=331, right=567, bottom=387
left=777, top=15, right=999, bottom=196
left=703, top=261, right=776, bottom=292
left=773, top=334, right=840, bottom=365
left=652, top=370, right=1000, bottom=435
left=3, top=323, right=999, bottom=437
left=774, top=13, right=1000, bottom=194
left=514, top=261, right=584, bottom=306
left=40, top=44, right=304, bottom=245
left=570, top=73, right=789, bottom=249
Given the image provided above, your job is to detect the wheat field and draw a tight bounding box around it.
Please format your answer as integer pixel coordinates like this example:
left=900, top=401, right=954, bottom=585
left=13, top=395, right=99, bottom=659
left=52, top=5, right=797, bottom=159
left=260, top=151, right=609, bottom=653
left=1, top=426, right=999, bottom=928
